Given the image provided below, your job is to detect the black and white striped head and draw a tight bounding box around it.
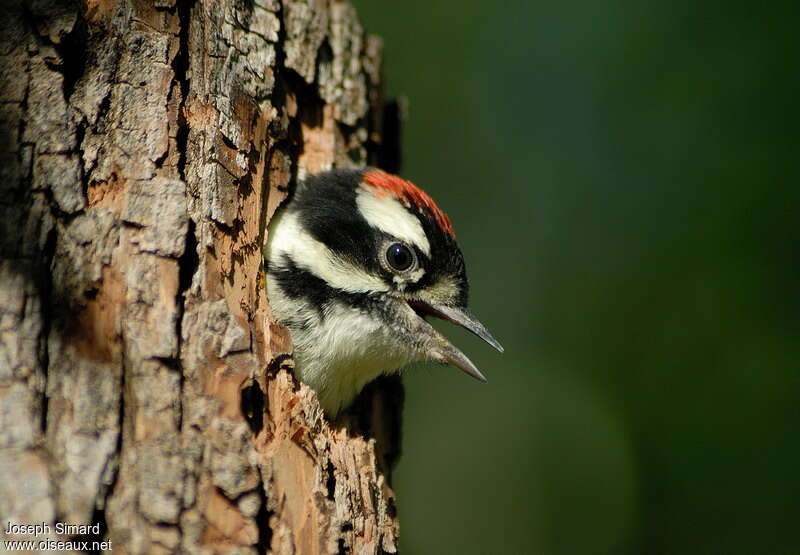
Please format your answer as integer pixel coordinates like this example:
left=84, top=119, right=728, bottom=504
left=265, top=168, right=502, bottom=413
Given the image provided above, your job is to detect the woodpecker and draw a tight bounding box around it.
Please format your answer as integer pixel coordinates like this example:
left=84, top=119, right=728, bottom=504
left=264, top=168, right=503, bottom=415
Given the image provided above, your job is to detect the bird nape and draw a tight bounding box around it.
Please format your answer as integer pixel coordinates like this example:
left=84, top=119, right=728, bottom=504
left=263, top=168, right=503, bottom=415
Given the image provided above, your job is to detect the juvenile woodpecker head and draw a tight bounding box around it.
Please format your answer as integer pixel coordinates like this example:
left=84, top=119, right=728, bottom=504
left=264, top=168, right=502, bottom=415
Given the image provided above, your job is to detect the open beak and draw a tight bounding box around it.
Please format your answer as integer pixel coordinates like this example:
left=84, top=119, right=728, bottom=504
left=408, top=300, right=503, bottom=383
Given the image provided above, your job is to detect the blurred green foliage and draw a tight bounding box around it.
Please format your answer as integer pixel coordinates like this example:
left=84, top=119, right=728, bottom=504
left=352, top=1, right=800, bottom=553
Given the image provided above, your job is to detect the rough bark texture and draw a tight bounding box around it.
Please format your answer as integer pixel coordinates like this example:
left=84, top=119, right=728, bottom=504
left=0, top=0, right=402, bottom=552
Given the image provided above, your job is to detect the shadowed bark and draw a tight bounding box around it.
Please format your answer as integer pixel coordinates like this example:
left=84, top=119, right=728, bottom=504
left=0, top=0, right=402, bottom=552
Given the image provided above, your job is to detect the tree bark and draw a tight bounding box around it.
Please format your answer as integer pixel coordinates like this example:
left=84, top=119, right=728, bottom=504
left=0, top=0, right=402, bottom=552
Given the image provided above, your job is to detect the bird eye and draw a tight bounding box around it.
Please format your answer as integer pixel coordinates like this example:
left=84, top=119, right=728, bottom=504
left=385, top=243, right=415, bottom=272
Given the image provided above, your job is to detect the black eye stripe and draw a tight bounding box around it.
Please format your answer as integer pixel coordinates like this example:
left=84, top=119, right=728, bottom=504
left=385, top=243, right=415, bottom=272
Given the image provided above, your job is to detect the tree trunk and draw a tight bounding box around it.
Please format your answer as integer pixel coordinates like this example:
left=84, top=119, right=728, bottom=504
left=0, top=0, right=402, bottom=552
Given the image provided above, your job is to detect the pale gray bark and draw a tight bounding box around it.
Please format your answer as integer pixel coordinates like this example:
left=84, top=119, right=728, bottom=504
left=0, top=0, right=402, bottom=552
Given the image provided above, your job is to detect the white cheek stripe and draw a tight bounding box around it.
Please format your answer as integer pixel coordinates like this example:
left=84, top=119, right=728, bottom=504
left=266, top=211, right=390, bottom=294
left=356, top=189, right=431, bottom=256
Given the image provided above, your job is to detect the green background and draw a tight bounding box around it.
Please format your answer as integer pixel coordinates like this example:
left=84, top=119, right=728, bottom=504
left=351, top=1, right=799, bottom=554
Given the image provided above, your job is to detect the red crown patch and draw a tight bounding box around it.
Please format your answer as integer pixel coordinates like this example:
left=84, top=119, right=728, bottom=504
left=362, top=169, right=455, bottom=237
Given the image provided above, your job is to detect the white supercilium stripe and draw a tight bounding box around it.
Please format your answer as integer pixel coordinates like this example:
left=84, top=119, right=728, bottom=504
left=266, top=210, right=390, bottom=294
left=355, top=188, right=431, bottom=256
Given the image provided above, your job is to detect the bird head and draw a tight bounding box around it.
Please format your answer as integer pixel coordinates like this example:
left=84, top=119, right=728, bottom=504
left=264, top=168, right=502, bottom=413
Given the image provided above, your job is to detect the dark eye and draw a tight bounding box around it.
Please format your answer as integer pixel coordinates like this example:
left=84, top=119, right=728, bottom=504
left=386, top=243, right=414, bottom=271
